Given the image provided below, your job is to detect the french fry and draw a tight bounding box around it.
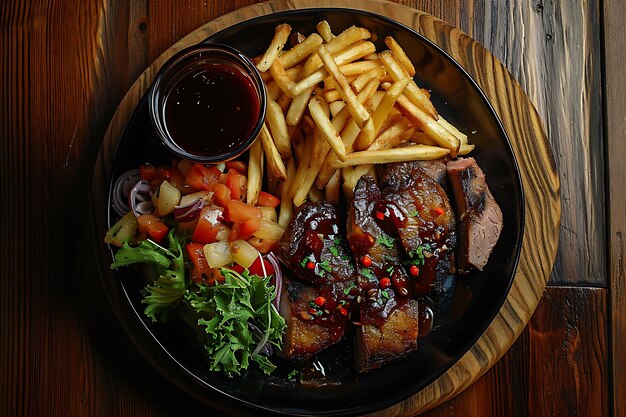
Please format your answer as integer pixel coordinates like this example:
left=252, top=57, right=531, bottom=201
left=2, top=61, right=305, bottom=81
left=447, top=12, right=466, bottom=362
left=278, top=158, right=296, bottom=228
left=265, top=80, right=282, bottom=101
left=323, top=90, right=342, bottom=103
left=318, top=44, right=371, bottom=129
left=286, top=85, right=315, bottom=126
left=257, top=24, right=292, bottom=72
left=352, top=66, right=386, bottom=92
left=329, top=101, right=346, bottom=117
left=266, top=99, right=292, bottom=159
left=269, top=58, right=296, bottom=98
left=394, top=93, right=460, bottom=156
left=246, top=137, right=264, bottom=205
left=338, top=60, right=381, bottom=76
left=260, top=123, right=287, bottom=181
left=354, top=77, right=410, bottom=150
left=384, top=36, right=415, bottom=76
left=315, top=79, right=379, bottom=188
left=289, top=68, right=327, bottom=97
left=378, top=50, right=437, bottom=118
left=367, top=117, right=414, bottom=151
left=458, top=143, right=475, bottom=155
left=276, top=91, right=292, bottom=114
left=308, top=96, right=346, bottom=161
left=333, top=144, right=450, bottom=168
left=279, top=33, right=323, bottom=69
left=437, top=115, right=468, bottom=144
left=316, top=20, right=334, bottom=42
left=287, top=136, right=312, bottom=200
left=302, top=26, right=371, bottom=76
left=307, top=186, right=324, bottom=202
left=325, top=169, right=341, bottom=204
left=333, top=41, right=377, bottom=66
left=410, top=130, right=437, bottom=146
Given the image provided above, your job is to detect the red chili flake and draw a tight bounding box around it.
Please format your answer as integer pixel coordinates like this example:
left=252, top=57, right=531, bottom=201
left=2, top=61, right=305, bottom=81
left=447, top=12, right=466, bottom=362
left=307, top=307, right=318, bottom=315
left=379, top=277, right=391, bottom=289
left=306, top=261, right=316, bottom=270
left=435, top=207, right=445, bottom=216
left=410, top=265, right=419, bottom=276
left=339, top=307, right=348, bottom=316
left=360, top=255, right=372, bottom=267
left=314, top=296, right=326, bottom=306
left=375, top=211, right=385, bottom=220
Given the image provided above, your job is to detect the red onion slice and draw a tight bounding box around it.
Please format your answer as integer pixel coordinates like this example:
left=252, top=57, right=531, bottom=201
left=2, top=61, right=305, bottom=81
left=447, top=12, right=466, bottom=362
left=129, top=179, right=153, bottom=218
left=174, top=197, right=206, bottom=222
left=111, top=169, right=141, bottom=216
left=266, top=252, right=283, bottom=312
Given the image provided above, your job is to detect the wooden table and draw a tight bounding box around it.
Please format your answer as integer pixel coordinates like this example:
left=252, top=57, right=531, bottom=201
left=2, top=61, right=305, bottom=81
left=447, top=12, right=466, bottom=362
left=1, top=1, right=624, bottom=416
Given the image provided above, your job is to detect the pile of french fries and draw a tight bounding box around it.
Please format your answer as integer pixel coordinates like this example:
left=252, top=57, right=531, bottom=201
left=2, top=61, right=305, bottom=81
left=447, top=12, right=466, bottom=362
left=247, top=21, right=474, bottom=228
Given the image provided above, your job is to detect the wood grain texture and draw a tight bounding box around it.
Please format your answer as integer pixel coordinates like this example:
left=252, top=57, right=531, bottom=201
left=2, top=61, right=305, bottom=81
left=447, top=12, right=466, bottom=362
left=1, top=0, right=612, bottom=417
left=91, top=1, right=558, bottom=415
left=410, top=1, right=605, bottom=286
left=602, top=1, right=626, bottom=416
left=421, top=287, right=608, bottom=417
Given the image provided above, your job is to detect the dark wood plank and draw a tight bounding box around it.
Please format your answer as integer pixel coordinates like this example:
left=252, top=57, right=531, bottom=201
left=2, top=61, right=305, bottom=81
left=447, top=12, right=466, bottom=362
left=602, top=1, right=626, bottom=416
left=0, top=1, right=602, bottom=417
left=410, top=1, right=605, bottom=286
left=421, top=287, right=608, bottom=417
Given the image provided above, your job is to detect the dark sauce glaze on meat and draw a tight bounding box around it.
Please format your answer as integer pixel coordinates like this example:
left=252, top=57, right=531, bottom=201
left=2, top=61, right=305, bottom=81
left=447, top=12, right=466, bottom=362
left=276, top=202, right=357, bottom=361
left=380, top=161, right=457, bottom=296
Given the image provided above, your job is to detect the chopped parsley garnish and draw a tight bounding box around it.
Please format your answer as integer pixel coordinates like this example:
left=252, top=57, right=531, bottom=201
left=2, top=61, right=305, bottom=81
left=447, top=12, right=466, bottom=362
left=318, top=260, right=332, bottom=273
left=360, top=268, right=376, bottom=281
left=386, top=265, right=395, bottom=274
left=407, top=244, right=433, bottom=267
left=409, top=209, right=419, bottom=217
left=287, top=370, right=300, bottom=381
left=329, top=246, right=339, bottom=256
left=376, top=235, right=396, bottom=248
left=300, top=254, right=314, bottom=268
left=343, top=281, right=357, bottom=295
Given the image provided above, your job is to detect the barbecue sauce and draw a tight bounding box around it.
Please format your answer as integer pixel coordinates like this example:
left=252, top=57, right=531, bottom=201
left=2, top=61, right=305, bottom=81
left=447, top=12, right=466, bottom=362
left=164, top=61, right=260, bottom=158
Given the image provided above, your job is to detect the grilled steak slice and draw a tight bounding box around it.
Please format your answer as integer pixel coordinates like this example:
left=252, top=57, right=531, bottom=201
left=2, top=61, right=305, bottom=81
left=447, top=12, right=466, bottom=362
left=414, top=159, right=449, bottom=189
left=446, top=157, right=503, bottom=273
left=276, top=201, right=355, bottom=288
left=276, top=201, right=357, bottom=360
left=347, top=175, right=419, bottom=373
left=279, top=275, right=357, bottom=361
left=380, top=162, right=456, bottom=295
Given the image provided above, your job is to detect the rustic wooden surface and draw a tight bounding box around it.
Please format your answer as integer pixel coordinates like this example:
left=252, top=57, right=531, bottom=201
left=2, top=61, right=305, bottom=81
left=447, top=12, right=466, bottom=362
left=0, top=1, right=618, bottom=417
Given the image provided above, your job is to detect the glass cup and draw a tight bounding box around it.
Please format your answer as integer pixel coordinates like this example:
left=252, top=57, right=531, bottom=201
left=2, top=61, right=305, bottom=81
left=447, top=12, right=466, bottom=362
left=148, top=43, right=267, bottom=164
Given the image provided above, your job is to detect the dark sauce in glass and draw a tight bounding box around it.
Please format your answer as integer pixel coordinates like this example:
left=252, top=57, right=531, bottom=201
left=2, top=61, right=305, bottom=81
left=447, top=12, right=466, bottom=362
left=164, top=61, right=259, bottom=157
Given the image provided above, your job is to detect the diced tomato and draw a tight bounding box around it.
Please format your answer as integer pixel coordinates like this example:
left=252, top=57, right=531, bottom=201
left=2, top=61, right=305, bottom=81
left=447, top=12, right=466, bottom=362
left=213, top=183, right=231, bottom=207
left=230, top=218, right=260, bottom=241
left=140, top=163, right=156, bottom=181
left=225, top=160, right=248, bottom=175
left=185, top=164, right=221, bottom=191
left=191, top=206, right=223, bottom=244
left=223, top=200, right=262, bottom=224
left=137, top=214, right=169, bottom=243
left=226, top=169, right=246, bottom=201
left=248, top=256, right=275, bottom=277
left=186, top=243, right=211, bottom=283
left=256, top=191, right=280, bottom=208
left=230, top=264, right=246, bottom=274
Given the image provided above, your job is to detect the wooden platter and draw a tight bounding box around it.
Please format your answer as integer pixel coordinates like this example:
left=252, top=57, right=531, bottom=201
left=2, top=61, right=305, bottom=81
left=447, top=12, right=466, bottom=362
left=92, top=0, right=560, bottom=415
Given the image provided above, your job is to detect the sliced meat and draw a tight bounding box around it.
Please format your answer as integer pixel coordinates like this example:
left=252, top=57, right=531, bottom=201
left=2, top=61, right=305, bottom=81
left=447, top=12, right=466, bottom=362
left=414, top=159, right=449, bottom=189
left=279, top=275, right=357, bottom=362
left=446, top=157, right=503, bottom=273
left=276, top=201, right=355, bottom=288
left=380, top=162, right=457, bottom=295
left=276, top=202, right=357, bottom=361
left=347, top=175, right=419, bottom=373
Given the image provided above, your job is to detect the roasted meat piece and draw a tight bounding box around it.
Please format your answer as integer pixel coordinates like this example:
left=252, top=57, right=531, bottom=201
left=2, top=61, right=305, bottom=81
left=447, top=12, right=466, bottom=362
left=380, top=162, right=457, bottom=295
left=446, top=157, right=503, bottom=273
left=276, top=202, right=357, bottom=361
left=276, top=201, right=355, bottom=288
left=279, top=275, right=357, bottom=362
left=347, top=175, right=420, bottom=373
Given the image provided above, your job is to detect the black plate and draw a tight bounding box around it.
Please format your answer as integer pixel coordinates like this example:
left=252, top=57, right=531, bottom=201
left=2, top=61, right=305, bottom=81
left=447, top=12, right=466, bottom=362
left=102, top=8, right=524, bottom=417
